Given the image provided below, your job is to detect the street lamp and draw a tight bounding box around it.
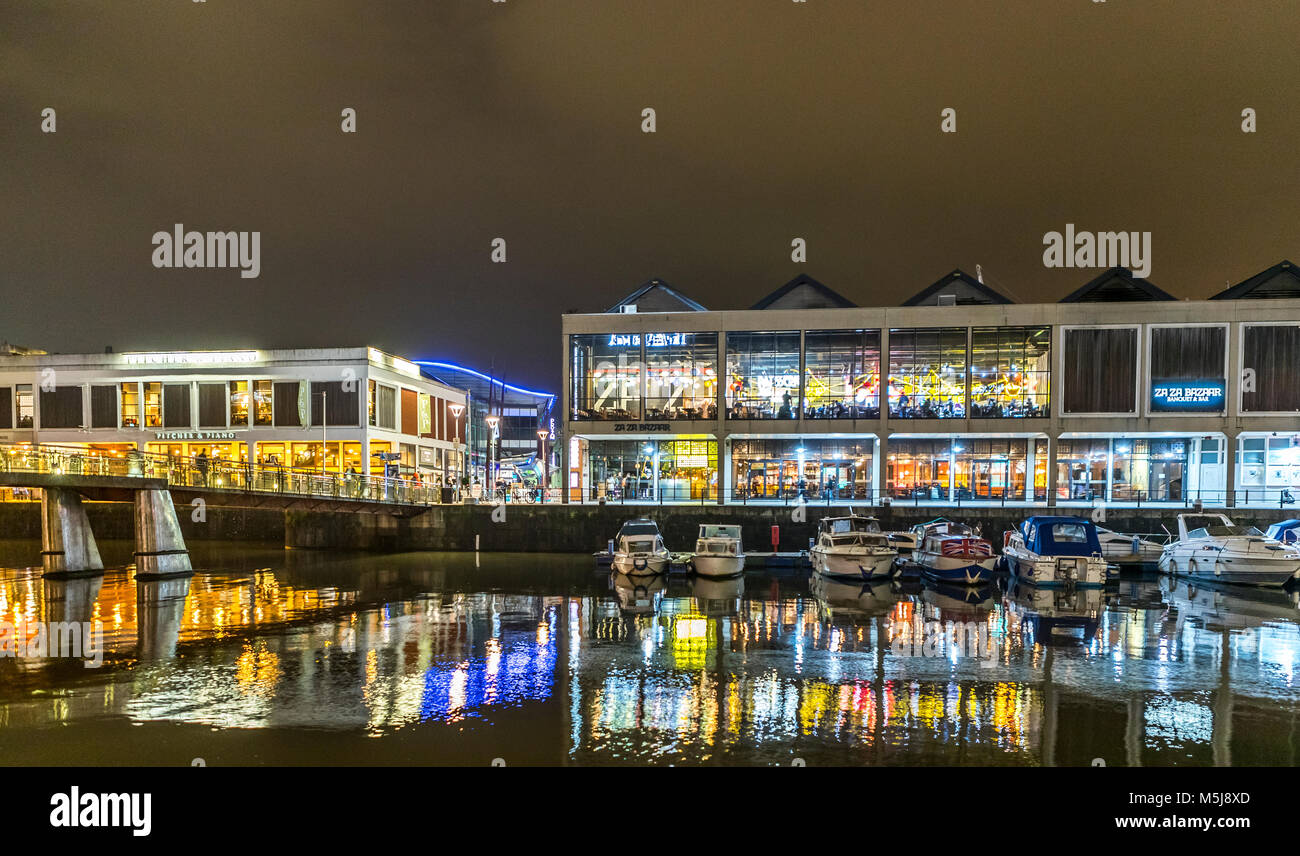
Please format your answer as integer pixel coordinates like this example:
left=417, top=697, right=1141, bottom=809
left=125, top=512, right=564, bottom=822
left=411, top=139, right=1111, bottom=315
left=485, top=413, right=500, bottom=499
left=537, top=428, right=550, bottom=504
left=449, top=402, right=464, bottom=498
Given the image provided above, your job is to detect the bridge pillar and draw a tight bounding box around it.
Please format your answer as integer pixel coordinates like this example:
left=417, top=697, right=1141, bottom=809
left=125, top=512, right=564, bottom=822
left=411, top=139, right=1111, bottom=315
left=133, top=489, right=194, bottom=579
left=40, top=487, right=105, bottom=577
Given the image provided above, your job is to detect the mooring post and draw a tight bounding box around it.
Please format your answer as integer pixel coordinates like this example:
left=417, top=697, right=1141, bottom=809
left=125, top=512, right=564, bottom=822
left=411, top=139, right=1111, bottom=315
left=39, top=487, right=105, bottom=577
left=133, top=489, right=194, bottom=579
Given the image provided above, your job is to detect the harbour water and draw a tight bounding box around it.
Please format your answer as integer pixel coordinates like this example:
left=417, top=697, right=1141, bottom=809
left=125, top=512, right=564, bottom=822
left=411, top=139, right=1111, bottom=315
left=0, top=539, right=1297, bottom=766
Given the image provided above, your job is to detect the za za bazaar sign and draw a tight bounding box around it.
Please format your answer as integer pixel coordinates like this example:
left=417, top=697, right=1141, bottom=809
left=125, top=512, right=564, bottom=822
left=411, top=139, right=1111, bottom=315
left=153, top=431, right=243, bottom=441
left=614, top=423, right=670, bottom=432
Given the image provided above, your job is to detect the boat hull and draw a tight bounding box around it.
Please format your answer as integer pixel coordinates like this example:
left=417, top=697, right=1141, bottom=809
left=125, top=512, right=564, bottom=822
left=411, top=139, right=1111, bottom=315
left=1159, top=550, right=1300, bottom=587
left=612, top=553, right=670, bottom=576
left=1006, top=553, right=1108, bottom=587
left=812, top=549, right=895, bottom=580
left=692, top=554, right=746, bottom=577
left=916, top=554, right=998, bottom=585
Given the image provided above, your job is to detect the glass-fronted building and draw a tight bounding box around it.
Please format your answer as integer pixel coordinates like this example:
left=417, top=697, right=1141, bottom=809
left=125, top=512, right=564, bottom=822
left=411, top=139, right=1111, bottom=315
left=0, top=347, right=469, bottom=485
left=562, top=264, right=1300, bottom=508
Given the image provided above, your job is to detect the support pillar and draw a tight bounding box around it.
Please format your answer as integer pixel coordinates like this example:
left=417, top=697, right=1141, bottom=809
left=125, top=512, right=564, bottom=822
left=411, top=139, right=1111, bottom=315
left=40, top=487, right=105, bottom=577
left=133, top=489, right=194, bottom=579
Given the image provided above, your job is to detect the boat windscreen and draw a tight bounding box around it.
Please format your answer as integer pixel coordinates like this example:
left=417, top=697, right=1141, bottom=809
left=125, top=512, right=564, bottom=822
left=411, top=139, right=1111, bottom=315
left=699, top=525, right=741, bottom=540
left=1191, top=525, right=1262, bottom=538
left=619, top=522, right=659, bottom=537
left=829, top=517, right=880, bottom=534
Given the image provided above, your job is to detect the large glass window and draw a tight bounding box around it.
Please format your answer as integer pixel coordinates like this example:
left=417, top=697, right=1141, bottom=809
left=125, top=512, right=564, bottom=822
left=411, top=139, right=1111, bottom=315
left=39, top=386, right=83, bottom=429
left=252, top=380, right=273, bottom=426
left=229, top=381, right=249, bottom=426
left=584, top=439, right=718, bottom=502
left=571, top=334, right=642, bottom=420
left=1059, top=437, right=1196, bottom=503
left=970, top=327, right=1050, bottom=418
left=803, top=329, right=881, bottom=419
left=953, top=439, right=1030, bottom=500
left=887, top=328, right=967, bottom=418
left=16, top=384, right=33, bottom=428
left=1062, top=327, right=1137, bottom=414
left=90, top=385, right=117, bottom=429
left=163, top=383, right=191, bottom=428
left=375, top=384, right=396, bottom=430
left=143, top=382, right=163, bottom=428
left=1242, top=325, right=1300, bottom=412
left=0, top=387, right=11, bottom=430
left=120, top=383, right=140, bottom=428
left=198, top=383, right=226, bottom=428
left=644, top=333, right=717, bottom=420
left=732, top=438, right=874, bottom=501
left=1055, top=439, right=1108, bottom=500
left=725, top=331, right=800, bottom=419
left=885, top=439, right=953, bottom=499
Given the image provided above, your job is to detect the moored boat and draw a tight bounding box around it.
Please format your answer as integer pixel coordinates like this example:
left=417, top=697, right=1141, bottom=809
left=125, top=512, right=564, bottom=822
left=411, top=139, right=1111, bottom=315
left=1158, top=513, right=1300, bottom=587
left=611, top=518, right=671, bottom=575
left=999, top=516, right=1109, bottom=587
left=1095, top=527, right=1165, bottom=570
left=810, top=514, right=898, bottom=580
left=691, top=524, right=746, bottom=577
left=911, top=519, right=996, bottom=585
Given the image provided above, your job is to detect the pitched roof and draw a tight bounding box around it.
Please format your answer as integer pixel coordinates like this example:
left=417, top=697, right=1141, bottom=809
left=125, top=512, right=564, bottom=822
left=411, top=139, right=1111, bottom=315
left=1059, top=267, right=1176, bottom=303
left=902, top=269, right=1013, bottom=306
left=750, top=273, right=856, bottom=310
left=1211, top=260, right=1300, bottom=300
left=605, top=279, right=707, bottom=313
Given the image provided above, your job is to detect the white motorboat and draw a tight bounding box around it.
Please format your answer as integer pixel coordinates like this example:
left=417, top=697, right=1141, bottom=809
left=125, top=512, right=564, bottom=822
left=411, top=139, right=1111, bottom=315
left=691, top=524, right=746, bottom=577
left=999, top=516, right=1109, bottom=587
left=1158, top=513, right=1300, bottom=587
left=911, top=519, right=997, bottom=584
left=810, top=515, right=898, bottom=580
left=611, top=518, right=671, bottom=575
left=1095, top=527, right=1165, bottom=568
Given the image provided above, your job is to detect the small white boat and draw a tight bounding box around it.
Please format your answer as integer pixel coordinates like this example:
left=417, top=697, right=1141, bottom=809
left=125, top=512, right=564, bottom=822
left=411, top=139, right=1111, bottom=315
left=1096, top=527, right=1165, bottom=568
left=911, top=519, right=997, bottom=585
left=810, top=515, right=898, bottom=580
left=691, top=524, right=745, bottom=577
left=999, top=516, right=1109, bottom=587
left=611, top=518, right=671, bottom=576
left=1158, top=513, right=1300, bottom=587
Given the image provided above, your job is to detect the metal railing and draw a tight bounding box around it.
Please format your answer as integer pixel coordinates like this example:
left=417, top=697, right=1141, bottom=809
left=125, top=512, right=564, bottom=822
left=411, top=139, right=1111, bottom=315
left=0, top=443, right=446, bottom=507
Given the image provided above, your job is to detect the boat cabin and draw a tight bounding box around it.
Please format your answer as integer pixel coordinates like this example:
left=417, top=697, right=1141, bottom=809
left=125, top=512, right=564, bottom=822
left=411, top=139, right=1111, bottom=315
left=1019, top=516, right=1103, bottom=557
left=697, top=524, right=743, bottom=554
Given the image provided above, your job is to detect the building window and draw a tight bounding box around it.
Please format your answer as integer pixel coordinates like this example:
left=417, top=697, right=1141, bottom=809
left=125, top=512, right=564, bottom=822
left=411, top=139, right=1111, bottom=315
left=90, top=385, right=117, bottom=428
left=885, top=439, right=953, bottom=499
left=273, top=382, right=301, bottom=427
left=803, top=329, right=881, bottom=419
left=1149, top=325, right=1226, bottom=414
left=584, top=439, right=718, bottom=502
left=733, top=438, right=873, bottom=501
left=1062, top=327, right=1137, bottom=414
left=311, top=380, right=360, bottom=427
left=121, top=383, right=140, bottom=428
left=570, top=333, right=642, bottom=420
left=725, top=331, right=800, bottom=419
left=375, top=384, right=396, bottom=430
left=39, top=386, right=84, bottom=429
left=400, top=388, right=418, bottom=435
left=644, top=332, right=717, bottom=420
left=888, top=328, right=967, bottom=418
left=16, top=384, right=33, bottom=428
left=229, top=381, right=250, bottom=426
left=0, top=387, right=11, bottom=429
left=198, top=382, right=226, bottom=428
left=970, top=326, right=1050, bottom=418
left=163, top=383, right=191, bottom=428
left=143, top=383, right=162, bottom=428
left=1242, top=325, right=1300, bottom=412
left=252, top=380, right=273, bottom=426
left=368, top=379, right=377, bottom=426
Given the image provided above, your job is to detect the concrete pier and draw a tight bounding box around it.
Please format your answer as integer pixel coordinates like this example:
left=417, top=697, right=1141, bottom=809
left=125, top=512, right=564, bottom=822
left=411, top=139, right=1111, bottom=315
left=133, top=489, right=194, bottom=579
left=39, top=487, right=105, bottom=577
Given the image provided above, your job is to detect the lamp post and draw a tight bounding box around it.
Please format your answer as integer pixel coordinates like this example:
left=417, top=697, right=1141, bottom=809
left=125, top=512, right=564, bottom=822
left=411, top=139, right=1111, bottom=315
left=449, top=402, right=464, bottom=500
left=485, top=413, right=500, bottom=501
left=537, top=428, right=550, bottom=504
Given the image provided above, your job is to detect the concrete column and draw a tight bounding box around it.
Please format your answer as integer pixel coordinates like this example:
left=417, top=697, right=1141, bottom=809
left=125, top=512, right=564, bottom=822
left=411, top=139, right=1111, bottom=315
left=40, top=487, right=105, bottom=577
left=133, top=488, right=193, bottom=579
left=1046, top=433, right=1059, bottom=508
left=1223, top=430, right=1237, bottom=508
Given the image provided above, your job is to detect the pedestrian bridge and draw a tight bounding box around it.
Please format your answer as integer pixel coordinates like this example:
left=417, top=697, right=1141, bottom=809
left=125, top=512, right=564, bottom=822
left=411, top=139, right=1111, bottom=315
left=0, top=444, right=444, bottom=579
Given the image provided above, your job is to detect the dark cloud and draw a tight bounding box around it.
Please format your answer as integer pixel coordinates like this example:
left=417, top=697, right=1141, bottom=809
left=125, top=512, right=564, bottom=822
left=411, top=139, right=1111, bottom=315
left=2, top=1, right=1298, bottom=391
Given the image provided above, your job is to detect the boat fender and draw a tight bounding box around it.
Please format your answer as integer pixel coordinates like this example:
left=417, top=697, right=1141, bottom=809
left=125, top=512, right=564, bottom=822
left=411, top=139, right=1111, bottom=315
left=1003, top=531, right=1013, bottom=549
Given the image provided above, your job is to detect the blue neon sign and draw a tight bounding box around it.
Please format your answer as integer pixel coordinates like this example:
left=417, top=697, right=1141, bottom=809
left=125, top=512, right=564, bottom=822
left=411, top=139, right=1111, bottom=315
left=1150, top=378, right=1225, bottom=412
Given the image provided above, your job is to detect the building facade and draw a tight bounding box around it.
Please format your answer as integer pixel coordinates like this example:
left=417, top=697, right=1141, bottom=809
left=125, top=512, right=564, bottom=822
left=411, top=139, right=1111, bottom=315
left=561, top=264, right=1300, bottom=508
left=0, top=347, right=468, bottom=484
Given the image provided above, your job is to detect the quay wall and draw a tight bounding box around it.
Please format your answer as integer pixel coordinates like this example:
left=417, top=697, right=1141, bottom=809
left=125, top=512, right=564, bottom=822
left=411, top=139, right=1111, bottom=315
left=283, top=503, right=1295, bottom=553
left=0, top=501, right=285, bottom=543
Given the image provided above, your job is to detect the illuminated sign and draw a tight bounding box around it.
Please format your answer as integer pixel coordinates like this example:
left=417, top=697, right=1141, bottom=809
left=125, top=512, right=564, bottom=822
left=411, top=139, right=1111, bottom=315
left=607, top=333, right=690, bottom=348
left=1151, top=378, right=1225, bottom=412
left=123, top=351, right=258, bottom=366
left=153, top=430, right=242, bottom=440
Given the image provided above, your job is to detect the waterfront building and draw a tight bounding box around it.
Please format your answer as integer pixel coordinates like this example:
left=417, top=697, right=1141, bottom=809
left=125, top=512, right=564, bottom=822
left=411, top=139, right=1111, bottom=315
left=561, top=263, right=1300, bottom=508
left=0, top=347, right=468, bottom=484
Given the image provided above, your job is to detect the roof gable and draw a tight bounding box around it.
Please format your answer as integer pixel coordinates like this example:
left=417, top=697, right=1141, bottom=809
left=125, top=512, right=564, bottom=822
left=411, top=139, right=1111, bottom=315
left=1211, top=260, right=1300, bottom=300
left=902, top=269, right=1013, bottom=306
left=1059, top=267, right=1175, bottom=303
left=751, top=274, right=856, bottom=310
left=606, top=279, right=707, bottom=313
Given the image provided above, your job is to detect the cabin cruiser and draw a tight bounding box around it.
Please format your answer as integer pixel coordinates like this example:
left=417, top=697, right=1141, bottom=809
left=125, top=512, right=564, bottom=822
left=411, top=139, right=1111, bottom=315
left=1265, top=519, right=1300, bottom=546
left=910, top=519, right=997, bottom=584
left=611, top=518, right=671, bottom=575
left=886, top=528, right=919, bottom=557
left=810, top=515, right=898, bottom=580
left=999, top=516, right=1109, bottom=587
left=1095, top=527, right=1165, bottom=570
left=691, top=524, right=745, bottom=577
left=1158, top=513, right=1300, bottom=587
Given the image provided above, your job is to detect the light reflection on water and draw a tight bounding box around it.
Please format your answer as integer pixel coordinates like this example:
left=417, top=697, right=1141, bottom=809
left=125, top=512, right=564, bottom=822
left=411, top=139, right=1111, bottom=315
left=0, top=541, right=1298, bottom=766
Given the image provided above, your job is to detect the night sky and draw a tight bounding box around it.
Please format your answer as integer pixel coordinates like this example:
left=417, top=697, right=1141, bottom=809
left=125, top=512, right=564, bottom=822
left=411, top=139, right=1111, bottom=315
left=3, top=1, right=1298, bottom=393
